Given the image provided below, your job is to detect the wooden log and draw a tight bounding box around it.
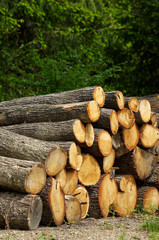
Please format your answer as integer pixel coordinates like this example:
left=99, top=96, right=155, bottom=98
left=85, top=123, right=94, bottom=147
left=0, top=192, right=42, bottom=230
left=139, top=164, right=159, bottom=188
left=139, top=124, right=159, bottom=148
left=117, top=108, right=135, bottom=129
left=63, top=169, right=79, bottom=195
left=0, top=101, right=100, bottom=126
left=113, top=175, right=137, bottom=217
left=137, top=94, right=159, bottom=113
left=112, top=132, right=130, bottom=158
left=0, top=128, right=69, bottom=176
left=122, top=122, right=139, bottom=150
left=104, top=91, right=125, bottom=110
left=137, top=186, right=159, bottom=214
left=114, top=146, right=157, bottom=180
left=40, top=177, right=65, bottom=226
left=65, top=196, right=81, bottom=223
left=0, top=156, right=46, bottom=194
left=93, top=108, right=119, bottom=135
left=78, top=154, right=101, bottom=186
left=125, top=97, right=139, bottom=113
left=55, top=169, right=67, bottom=189
left=149, top=112, right=158, bottom=127
left=72, top=185, right=90, bottom=219
left=135, top=100, right=151, bottom=124
left=2, top=119, right=86, bottom=143
left=103, top=148, right=115, bottom=173
left=0, top=86, right=105, bottom=107
left=87, top=173, right=118, bottom=218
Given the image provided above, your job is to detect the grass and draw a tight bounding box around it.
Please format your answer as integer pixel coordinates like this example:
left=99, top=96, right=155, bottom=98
left=140, top=216, right=159, bottom=240
left=38, top=232, right=56, bottom=240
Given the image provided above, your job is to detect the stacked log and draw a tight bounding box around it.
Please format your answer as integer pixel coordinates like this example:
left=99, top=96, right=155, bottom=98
left=0, top=86, right=158, bottom=230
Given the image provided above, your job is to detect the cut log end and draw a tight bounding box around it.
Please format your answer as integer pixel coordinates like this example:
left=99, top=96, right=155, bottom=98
left=65, top=196, right=81, bottom=223
left=28, top=195, right=43, bottom=230
left=139, top=100, right=151, bottom=123
left=116, top=91, right=125, bottom=110
left=103, top=148, right=115, bottom=173
left=73, top=185, right=90, bottom=219
left=98, top=130, right=112, bottom=157
left=69, top=143, right=83, bottom=171
left=87, top=101, right=100, bottom=122
left=122, top=123, right=139, bottom=150
left=63, top=170, right=78, bottom=195
left=140, top=124, right=159, bottom=148
left=25, top=163, right=46, bottom=194
left=117, top=108, right=135, bottom=129
left=93, top=86, right=105, bottom=107
left=110, top=110, right=119, bottom=135
left=113, top=175, right=137, bottom=217
left=85, top=123, right=94, bottom=147
left=98, top=173, right=118, bottom=218
left=143, top=187, right=159, bottom=214
left=45, top=147, right=67, bottom=176
left=73, top=119, right=86, bottom=143
left=128, top=97, right=139, bottom=113
left=49, top=178, right=65, bottom=226
left=55, top=168, right=67, bottom=189
left=78, top=154, right=101, bottom=186
left=149, top=112, right=158, bottom=127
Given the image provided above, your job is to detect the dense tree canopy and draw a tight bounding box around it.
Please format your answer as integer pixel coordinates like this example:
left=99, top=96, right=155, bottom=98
left=0, top=0, right=158, bottom=101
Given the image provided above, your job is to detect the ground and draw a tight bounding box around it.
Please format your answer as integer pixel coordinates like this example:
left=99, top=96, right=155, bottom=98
left=0, top=214, right=158, bottom=240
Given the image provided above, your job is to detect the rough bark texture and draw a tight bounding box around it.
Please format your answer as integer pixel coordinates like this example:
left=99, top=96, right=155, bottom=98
left=104, top=91, right=125, bottom=110
left=0, top=128, right=69, bottom=165
left=0, top=156, right=46, bottom=194
left=93, top=109, right=119, bottom=135
left=0, top=192, right=42, bottom=230
left=2, top=119, right=86, bottom=143
left=0, top=86, right=105, bottom=107
left=0, top=101, right=100, bottom=126
left=112, top=132, right=130, bottom=158
left=114, top=146, right=157, bottom=180
left=138, top=164, right=159, bottom=188
left=40, top=178, right=65, bottom=226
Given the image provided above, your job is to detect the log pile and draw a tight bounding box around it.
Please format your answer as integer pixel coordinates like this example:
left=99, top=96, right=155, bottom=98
left=0, top=86, right=158, bottom=230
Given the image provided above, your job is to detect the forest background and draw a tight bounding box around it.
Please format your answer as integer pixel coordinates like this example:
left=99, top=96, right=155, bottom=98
left=0, top=0, right=159, bottom=101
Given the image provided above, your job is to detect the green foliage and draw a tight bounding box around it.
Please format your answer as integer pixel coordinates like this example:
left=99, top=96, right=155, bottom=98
left=140, top=216, right=159, bottom=240
left=0, top=0, right=159, bottom=101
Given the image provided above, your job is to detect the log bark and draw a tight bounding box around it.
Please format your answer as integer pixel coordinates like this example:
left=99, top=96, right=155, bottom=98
left=93, top=109, right=119, bottom=135
left=72, top=185, right=90, bottom=219
left=0, top=192, right=42, bottom=230
left=0, top=86, right=105, bottom=107
left=137, top=186, right=159, bottom=214
left=65, top=196, right=81, bottom=223
left=114, top=146, right=157, bottom=180
left=139, top=124, right=159, bottom=148
left=2, top=119, right=86, bottom=143
left=78, top=154, right=101, bottom=186
left=0, top=156, right=46, bottom=194
left=117, top=108, right=135, bottom=129
left=125, top=97, right=139, bottom=113
left=40, top=177, right=65, bottom=226
left=113, top=175, right=137, bottom=217
left=104, top=91, right=125, bottom=110
left=135, top=100, right=151, bottom=124
left=63, top=169, right=79, bottom=195
left=139, top=164, right=159, bottom=188
left=122, top=123, right=139, bottom=150
left=0, top=101, right=100, bottom=126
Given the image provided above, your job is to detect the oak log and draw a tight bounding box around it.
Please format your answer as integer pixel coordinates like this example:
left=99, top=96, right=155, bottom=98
left=0, top=192, right=42, bottom=230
